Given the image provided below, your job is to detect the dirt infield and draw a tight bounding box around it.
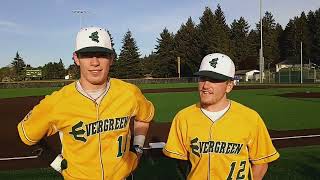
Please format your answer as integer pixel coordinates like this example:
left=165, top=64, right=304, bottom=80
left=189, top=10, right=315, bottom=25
left=1, top=89, right=320, bottom=170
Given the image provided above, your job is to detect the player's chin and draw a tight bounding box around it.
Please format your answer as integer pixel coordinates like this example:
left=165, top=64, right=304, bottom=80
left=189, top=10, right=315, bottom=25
left=88, top=77, right=107, bottom=85
left=200, top=98, right=213, bottom=107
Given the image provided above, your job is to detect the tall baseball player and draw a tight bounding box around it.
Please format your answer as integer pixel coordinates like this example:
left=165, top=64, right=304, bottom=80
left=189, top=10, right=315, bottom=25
left=163, top=53, right=279, bottom=180
left=17, top=27, right=154, bottom=180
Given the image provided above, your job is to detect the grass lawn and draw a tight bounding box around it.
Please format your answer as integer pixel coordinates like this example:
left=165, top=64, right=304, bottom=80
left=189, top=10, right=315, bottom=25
left=0, top=83, right=198, bottom=99
left=2, top=145, right=319, bottom=180
left=137, top=82, right=197, bottom=89
left=146, top=87, right=320, bottom=130
left=0, top=87, right=59, bottom=99
left=1, top=86, right=319, bottom=130
left=265, top=145, right=320, bottom=180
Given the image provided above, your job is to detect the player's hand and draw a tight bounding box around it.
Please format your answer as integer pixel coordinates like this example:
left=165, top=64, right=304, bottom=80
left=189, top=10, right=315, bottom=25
left=130, top=145, right=143, bottom=160
left=32, top=139, right=58, bottom=164
left=32, top=139, right=67, bottom=173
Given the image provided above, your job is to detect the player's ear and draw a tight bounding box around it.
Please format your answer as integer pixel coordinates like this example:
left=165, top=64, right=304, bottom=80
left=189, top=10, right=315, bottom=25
left=226, top=80, right=234, bottom=93
left=73, top=52, right=80, bottom=66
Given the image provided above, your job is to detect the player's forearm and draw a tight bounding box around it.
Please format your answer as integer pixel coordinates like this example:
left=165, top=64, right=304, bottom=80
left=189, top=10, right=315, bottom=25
left=134, top=120, right=150, bottom=137
left=252, top=163, right=268, bottom=180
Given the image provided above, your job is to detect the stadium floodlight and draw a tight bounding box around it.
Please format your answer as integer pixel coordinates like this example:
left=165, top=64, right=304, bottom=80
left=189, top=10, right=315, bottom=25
left=72, top=10, right=88, bottom=29
left=300, top=41, right=303, bottom=84
left=259, top=0, right=264, bottom=83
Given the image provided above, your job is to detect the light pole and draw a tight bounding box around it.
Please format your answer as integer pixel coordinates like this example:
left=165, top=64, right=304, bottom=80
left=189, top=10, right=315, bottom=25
left=259, top=0, right=264, bottom=83
left=72, top=10, right=88, bottom=29
left=300, top=41, right=303, bottom=84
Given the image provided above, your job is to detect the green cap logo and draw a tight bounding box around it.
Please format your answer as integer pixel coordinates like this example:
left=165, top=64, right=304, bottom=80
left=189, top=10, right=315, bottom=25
left=89, top=31, right=99, bottom=43
left=209, top=58, right=218, bottom=68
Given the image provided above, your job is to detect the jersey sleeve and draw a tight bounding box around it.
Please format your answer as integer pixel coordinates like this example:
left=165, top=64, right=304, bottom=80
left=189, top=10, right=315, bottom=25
left=17, top=93, right=59, bottom=146
left=248, top=115, right=280, bottom=164
left=163, top=113, right=188, bottom=160
left=133, top=86, right=154, bottom=123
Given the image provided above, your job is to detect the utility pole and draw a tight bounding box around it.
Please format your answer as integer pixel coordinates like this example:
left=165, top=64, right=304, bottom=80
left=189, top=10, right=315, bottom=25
left=259, top=0, right=264, bottom=83
left=300, top=41, right=303, bottom=84
left=72, top=10, right=88, bottom=29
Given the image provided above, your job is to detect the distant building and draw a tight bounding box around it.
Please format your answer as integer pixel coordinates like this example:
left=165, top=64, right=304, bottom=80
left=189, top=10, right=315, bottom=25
left=235, top=69, right=260, bottom=82
left=276, top=60, right=310, bottom=72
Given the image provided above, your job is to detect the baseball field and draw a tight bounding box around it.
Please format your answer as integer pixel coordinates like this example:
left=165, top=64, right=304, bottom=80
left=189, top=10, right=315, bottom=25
left=0, top=83, right=320, bottom=179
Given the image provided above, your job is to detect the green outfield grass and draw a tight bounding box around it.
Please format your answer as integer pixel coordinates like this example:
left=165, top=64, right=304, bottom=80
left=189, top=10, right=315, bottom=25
left=146, top=87, right=320, bottom=130
left=265, top=145, right=320, bottom=180
left=0, top=87, right=59, bottom=99
left=1, top=84, right=320, bottom=179
left=137, top=82, right=197, bottom=89
left=0, top=83, right=197, bottom=99
left=1, top=86, right=319, bottom=130
left=1, top=145, right=319, bottom=179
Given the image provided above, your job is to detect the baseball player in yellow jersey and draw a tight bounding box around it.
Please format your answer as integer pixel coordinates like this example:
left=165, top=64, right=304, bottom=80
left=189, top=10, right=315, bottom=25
left=163, top=53, right=279, bottom=180
left=17, top=27, right=154, bottom=180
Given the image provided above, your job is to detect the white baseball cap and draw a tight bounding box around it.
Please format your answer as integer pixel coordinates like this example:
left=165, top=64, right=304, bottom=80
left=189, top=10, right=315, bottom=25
left=75, top=27, right=114, bottom=54
left=194, top=53, right=235, bottom=81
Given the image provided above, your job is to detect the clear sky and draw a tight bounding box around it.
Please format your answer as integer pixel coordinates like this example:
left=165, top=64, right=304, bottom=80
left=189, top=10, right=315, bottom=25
left=1, top=0, right=320, bottom=68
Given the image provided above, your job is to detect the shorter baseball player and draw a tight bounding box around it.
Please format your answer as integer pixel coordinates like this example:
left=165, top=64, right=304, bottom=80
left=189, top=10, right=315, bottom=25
left=163, top=53, right=279, bottom=180
left=17, top=27, right=154, bottom=180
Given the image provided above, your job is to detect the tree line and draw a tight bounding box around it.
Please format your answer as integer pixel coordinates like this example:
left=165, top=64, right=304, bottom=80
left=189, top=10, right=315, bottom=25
left=113, top=5, right=320, bottom=78
left=2, top=5, right=320, bottom=81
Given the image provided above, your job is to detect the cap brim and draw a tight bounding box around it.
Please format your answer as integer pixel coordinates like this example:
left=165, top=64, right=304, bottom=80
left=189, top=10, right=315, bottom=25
left=194, top=71, right=233, bottom=81
left=75, top=47, right=115, bottom=55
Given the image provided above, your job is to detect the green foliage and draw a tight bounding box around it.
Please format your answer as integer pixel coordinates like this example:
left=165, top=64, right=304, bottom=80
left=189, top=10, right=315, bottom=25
left=113, top=30, right=142, bottom=79
left=0, top=66, right=13, bottom=82
left=175, top=17, right=202, bottom=77
left=10, top=51, right=26, bottom=81
left=230, top=17, right=250, bottom=69
left=197, top=6, right=218, bottom=57
left=66, top=64, right=80, bottom=79
left=154, top=28, right=177, bottom=78
left=42, top=59, right=66, bottom=79
left=256, top=12, right=281, bottom=66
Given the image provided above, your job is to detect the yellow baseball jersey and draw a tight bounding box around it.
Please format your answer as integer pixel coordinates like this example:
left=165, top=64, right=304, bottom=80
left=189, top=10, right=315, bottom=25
left=17, top=78, right=154, bottom=180
left=163, top=100, right=279, bottom=180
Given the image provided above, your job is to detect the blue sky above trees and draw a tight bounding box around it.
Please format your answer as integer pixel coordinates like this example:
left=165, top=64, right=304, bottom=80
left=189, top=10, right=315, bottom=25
left=0, top=0, right=319, bottom=68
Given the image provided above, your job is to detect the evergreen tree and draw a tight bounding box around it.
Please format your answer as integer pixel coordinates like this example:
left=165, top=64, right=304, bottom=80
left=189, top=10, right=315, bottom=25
left=282, top=12, right=312, bottom=64
left=175, top=17, right=202, bottom=76
left=10, top=51, right=26, bottom=80
left=213, top=4, right=232, bottom=55
left=57, top=59, right=66, bottom=79
left=141, top=52, right=157, bottom=77
left=230, top=17, right=250, bottom=69
left=116, top=30, right=142, bottom=79
left=297, top=12, right=312, bottom=64
left=42, top=59, right=66, bottom=79
left=308, top=9, right=320, bottom=64
left=256, top=12, right=280, bottom=67
left=154, top=28, right=177, bottom=77
left=282, top=19, right=298, bottom=61
left=67, top=64, right=80, bottom=79
left=107, top=30, right=117, bottom=58
left=197, top=6, right=217, bottom=58
left=244, top=30, right=260, bottom=70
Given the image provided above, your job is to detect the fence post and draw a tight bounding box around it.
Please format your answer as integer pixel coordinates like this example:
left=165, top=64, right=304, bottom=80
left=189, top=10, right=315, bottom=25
left=289, top=68, right=291, bottom=84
